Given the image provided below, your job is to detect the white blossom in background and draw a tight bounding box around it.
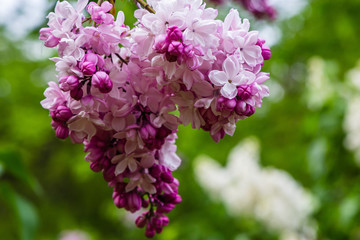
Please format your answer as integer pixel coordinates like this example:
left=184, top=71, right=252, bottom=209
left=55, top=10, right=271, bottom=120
left=305, top=57, right=335, bottom=110
left=59, top=230, right=89, bottom=240
left=194, top=137, right=316, bottom=239
left=343, top=61, right=360, bottom=166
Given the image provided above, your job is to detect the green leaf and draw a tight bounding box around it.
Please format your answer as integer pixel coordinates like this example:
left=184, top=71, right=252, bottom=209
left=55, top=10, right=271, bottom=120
left=0, top=182, right=38, bottom=240
left=0, top=150, right=42, bottom=196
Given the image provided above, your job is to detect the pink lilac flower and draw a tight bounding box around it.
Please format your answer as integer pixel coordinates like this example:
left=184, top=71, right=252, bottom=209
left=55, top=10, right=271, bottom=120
left=40, top=0, right=271, bottom=237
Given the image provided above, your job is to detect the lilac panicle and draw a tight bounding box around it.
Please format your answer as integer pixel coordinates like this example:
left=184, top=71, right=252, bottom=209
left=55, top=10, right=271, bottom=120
left=40, top=0, right=271, bottom=237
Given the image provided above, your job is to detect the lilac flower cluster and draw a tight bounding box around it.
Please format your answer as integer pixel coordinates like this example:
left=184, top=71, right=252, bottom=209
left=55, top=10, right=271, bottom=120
left=40, top=0, right=270, bottom=237
left=238, top=0, right=276, bottom=19
left=208, top=0, right=276, bottom=20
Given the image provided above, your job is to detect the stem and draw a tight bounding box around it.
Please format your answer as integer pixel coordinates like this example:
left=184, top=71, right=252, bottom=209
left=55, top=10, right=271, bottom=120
left=135, top=0, right=155, bottom=14
left=82, top=16, right=91, bottom=24
left=109, top=0, right=116, bottom=16
left=97, top=0, right=105, bottom=5
left=115, top=53, right=129, bottom=65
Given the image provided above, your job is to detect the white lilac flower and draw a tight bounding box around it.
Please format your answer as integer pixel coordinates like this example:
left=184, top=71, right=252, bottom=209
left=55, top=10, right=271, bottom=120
left=195, top=138, right=316, bottom=237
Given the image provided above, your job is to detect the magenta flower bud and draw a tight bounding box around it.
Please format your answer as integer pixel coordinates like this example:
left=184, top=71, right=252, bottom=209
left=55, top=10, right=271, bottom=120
left=113, top=195, right=126, bottom=208
left=70, top=87, right=83, bottom=100
left=135, top=215, right=147, bottom=228
left=235, top=101, right=246, bottom=115
left=81, top=61, right=97, bottom=75
left=157, top=203, right=175, bottom=213
left=90, top=161, right=102, bottom=172
left=150, top=217, right=162, bottom=229
left=168, top=41, right=184, bottom=57
left=244, top=104, right=255, bottom=116
left=183, top=44, right=195, bottom=58
left=145, top=226, right=155, bottom=238
left=161, top=171, right=174, bottom=183
left=174, top=194, right=182, bottom=204
left=140, top=126, right=149, bottom=140
left=146, top=124, right=157, bottom=138
left=154, top=34, right=169, bottom=53
left=150, top=165, right=162, bottom=178
left=59, top=75, right=80, bottom=91
left=97, top=157, right=109, bottom=170
left=127, top=192, right=142, bottom=213
left=39, top=28, right=60, bottom=48
left=92, top=71, right=113, bottom=93
left=157, top=126, right=171, bottom=139
left=161, top=216, right=169, bottom=226
left=261, top=45, right=271, bottom=60
left=55, top=124, right=69, bottom=139
left=166, top=26, right=183, bottom=41
left=103, top=165, right=115, bottom=182
left=237, top=85, right=252, bottom=100
left=225, top=99, right=237, bottom=111
left=52, top=105, right=73, bottom=122
left=163, top=193, right=177, bottom=203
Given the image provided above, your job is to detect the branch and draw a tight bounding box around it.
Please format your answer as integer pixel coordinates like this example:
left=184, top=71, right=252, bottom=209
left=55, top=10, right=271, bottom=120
left=109, top=0, right=116, bottom=16
left=134, top=0, right=155, bottom=14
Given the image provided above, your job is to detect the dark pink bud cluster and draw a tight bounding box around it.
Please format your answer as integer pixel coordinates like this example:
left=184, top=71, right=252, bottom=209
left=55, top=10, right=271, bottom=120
left=257, top=38, right=272, bottom=60
left=237, top=0, right=276, bottom=20
left=50, top=105, right=73, bottom=139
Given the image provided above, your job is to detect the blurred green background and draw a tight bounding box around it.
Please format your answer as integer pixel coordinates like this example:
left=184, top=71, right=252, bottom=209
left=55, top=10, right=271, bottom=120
left=1, top=0, right=360, bottom=239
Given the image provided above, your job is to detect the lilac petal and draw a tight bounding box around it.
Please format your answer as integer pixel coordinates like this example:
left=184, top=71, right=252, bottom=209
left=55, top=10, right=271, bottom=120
left=221, top=83, right=237, bottom=99
left=128, top=158, right=138, bottom=172
left=223, top=56, right=240, bottom=79
left=141, top=155, right=155, bottom=168
left=115, top=160, right=128, bottom=175
left=101, top=1, right=113, bottom=12
left=209, top=70, right=227, bottom=86
left=245, top=31, right=259, bottom=46
left=244, top=45, right=262, bottom=59
left=76, top=0, right=88, bottom=12
left=232, top=74, right=247, bottom=86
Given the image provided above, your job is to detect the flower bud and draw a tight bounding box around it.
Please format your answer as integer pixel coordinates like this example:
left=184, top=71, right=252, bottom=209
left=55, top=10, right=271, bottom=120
left=70, top=87, right=83, bottom=100
left=161, top=216, right=169, bottom=226
left=55, top=124, right=69, bottom=139
left=52, top=105, right=73, bottom=122
left=150, top=217, right=162, bottom=229
left=59, top=75, right=79, bottom=91
left=135, top=215, right=147, bottom=228
left=244, top=104, right=255, bottom=116
left=225, top=99, right=237, bottom=111
left=183, top=44, right=194, bottom=58
left=154, top=34, right=168, bottom=53
left=39, top=28, right=60, bottom=48
left=126, top=192, right=142, bottom=213
left=168, top=41, right=184, bottom=57
left=157, top=203, right=175, bottom=213
left=92, top=71, right=113, bottom=93
left=90, top=161, right=102, bottom=172
left=261, top=45, right=271, bottom=60
left=145, top=226, right=155, bottom=238
left=166, top=26, right=183, bottom=41
left=81, top=61, right=97, bottom=75
left=150, top=165, right=162, bottom=178
left=161, top=171, right=174, bottom=183
left=237, top=85, right=252, bottom=100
